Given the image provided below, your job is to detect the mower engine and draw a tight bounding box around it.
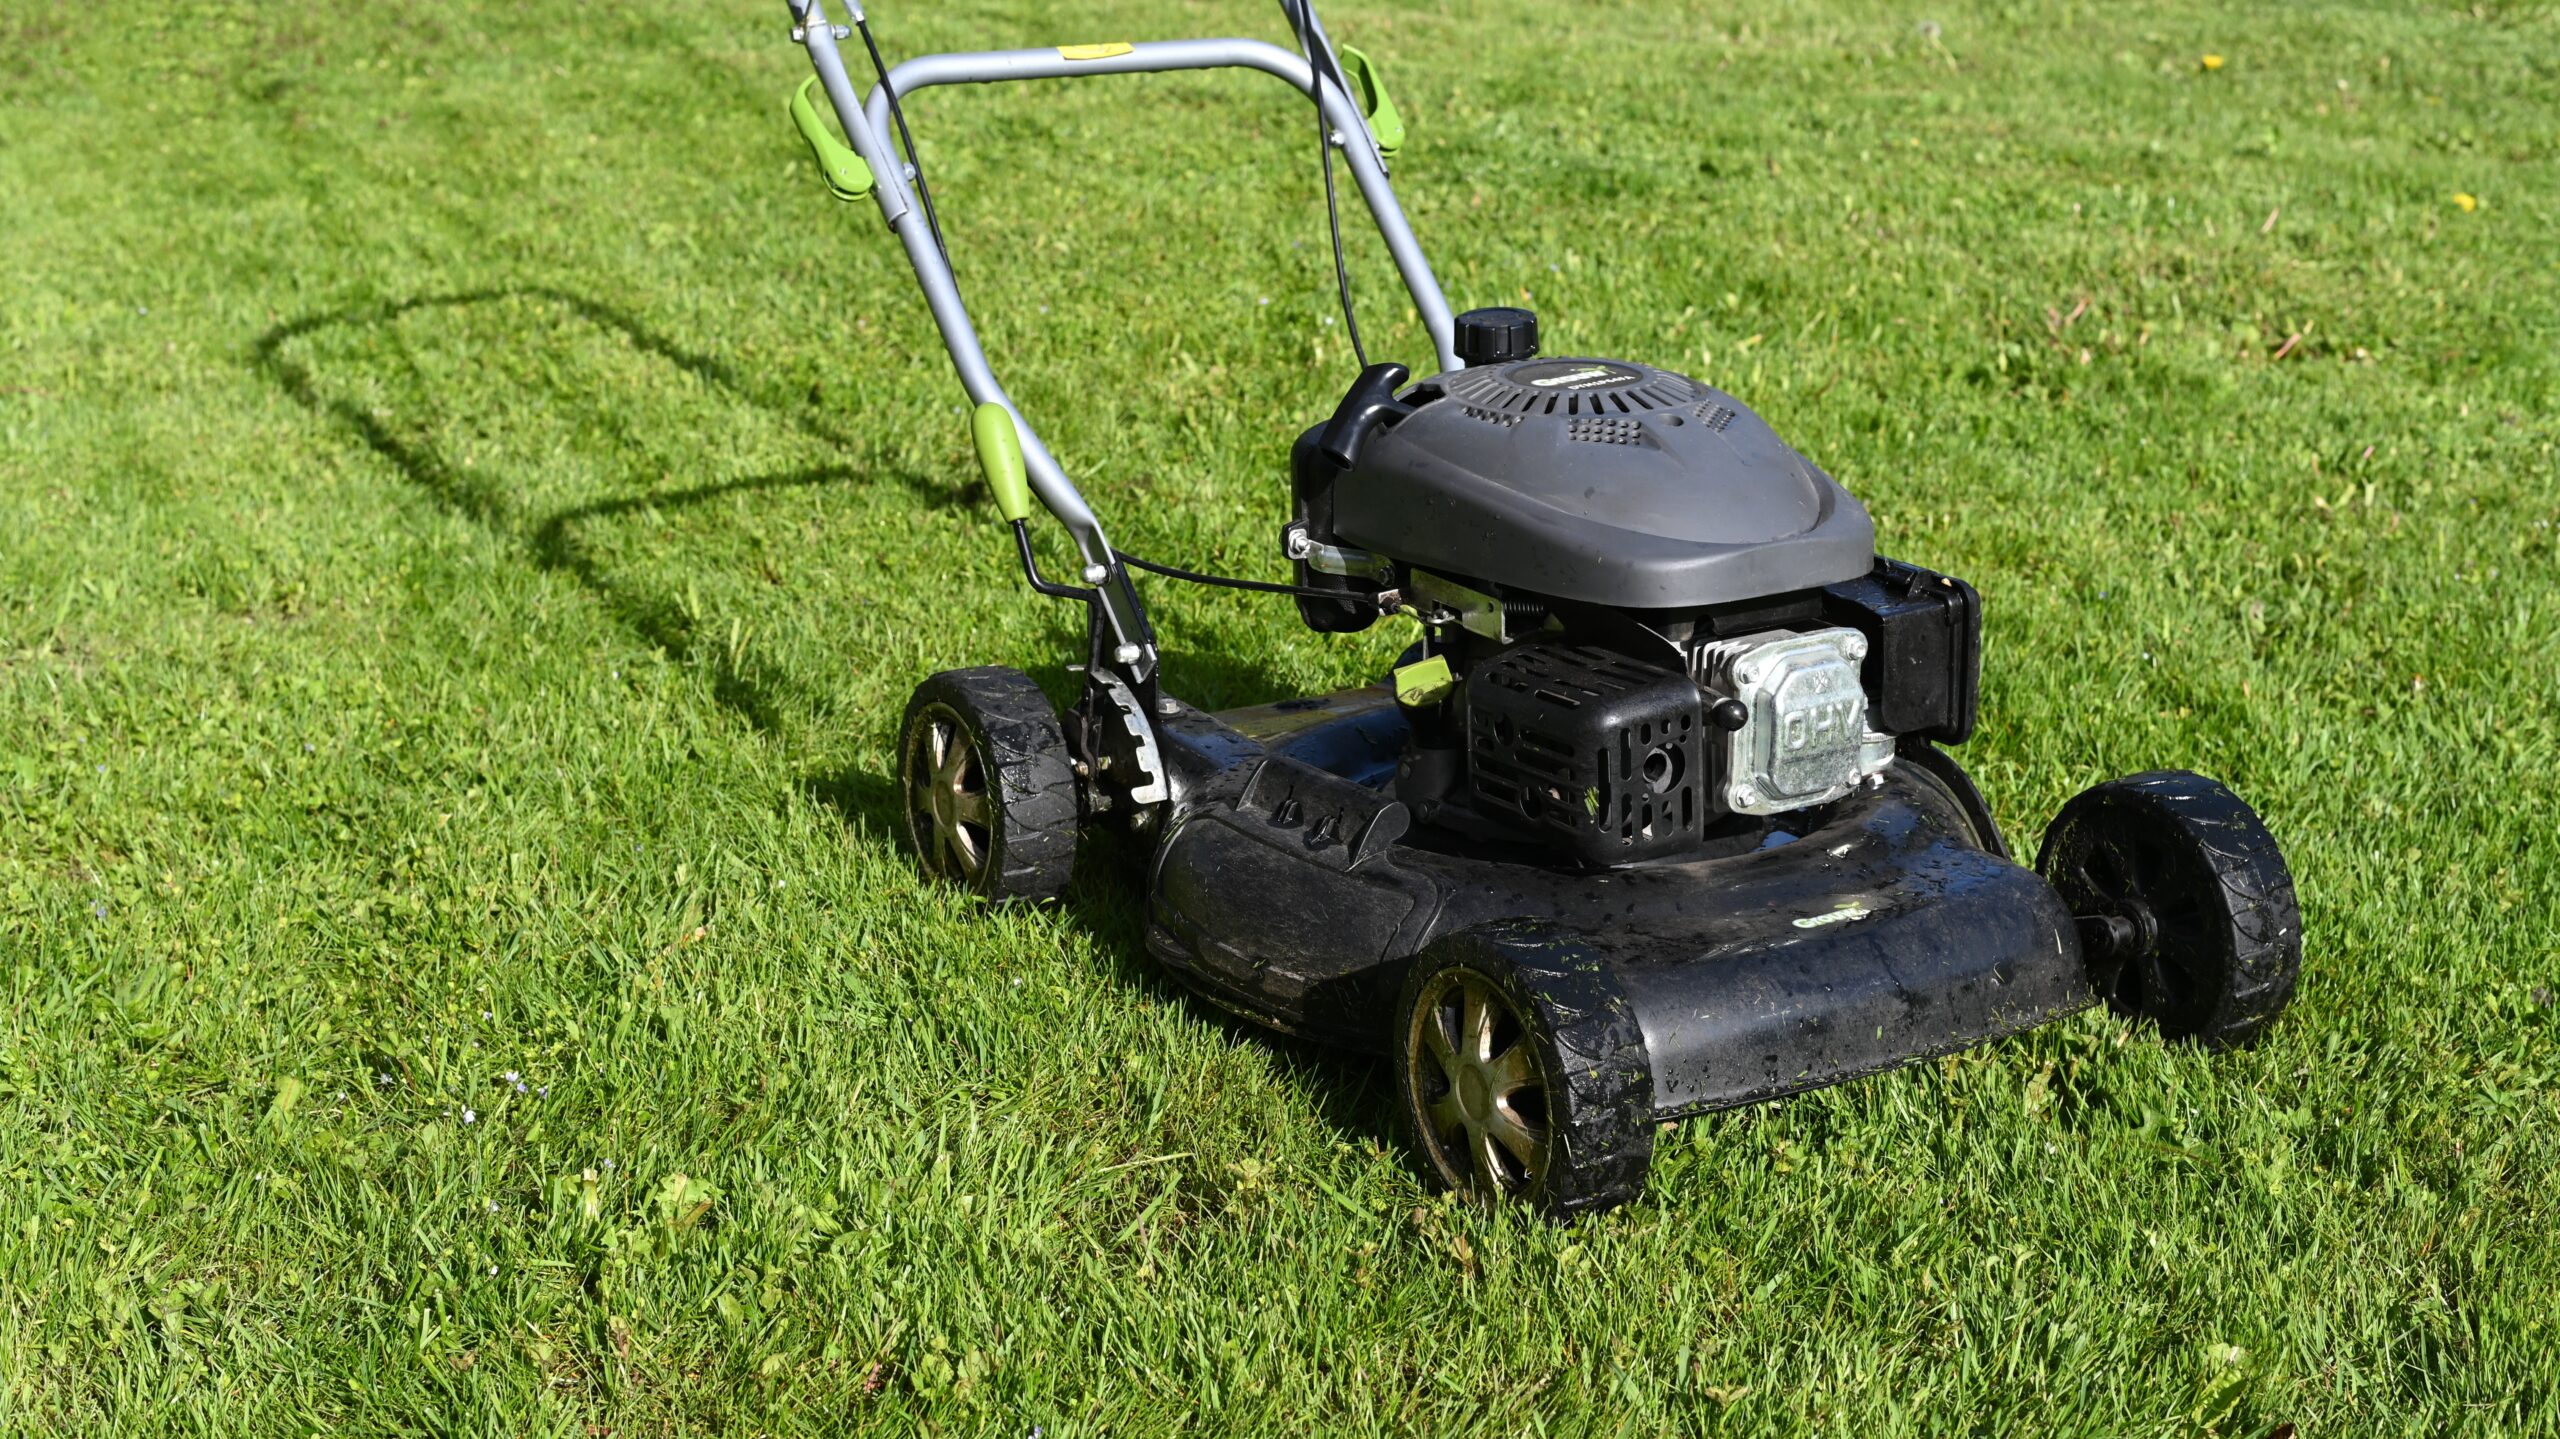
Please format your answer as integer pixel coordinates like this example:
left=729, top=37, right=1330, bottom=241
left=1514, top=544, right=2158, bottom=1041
left=1285, top=308, right=1982, bottom=866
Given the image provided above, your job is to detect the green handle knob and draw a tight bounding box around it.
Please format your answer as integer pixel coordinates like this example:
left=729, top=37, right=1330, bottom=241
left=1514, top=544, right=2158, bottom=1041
left=1339, top=47, right=1404, bottom=160
left=972, top=403, right=1034, bottom=523
left=789, top=76, right=873, bottom=201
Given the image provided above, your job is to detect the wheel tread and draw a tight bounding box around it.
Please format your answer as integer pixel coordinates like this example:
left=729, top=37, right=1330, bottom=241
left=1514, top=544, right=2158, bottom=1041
left=2039, top=769, right=2301, bottom=1049
left=1394, top=923, right=1656, bottom=1218
left=898, top=667, right=1078, bottom=905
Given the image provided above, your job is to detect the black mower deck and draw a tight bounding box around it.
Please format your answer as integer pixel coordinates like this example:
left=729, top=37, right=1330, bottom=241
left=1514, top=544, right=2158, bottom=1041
left=1144, top=687, right=2094, bottom=1118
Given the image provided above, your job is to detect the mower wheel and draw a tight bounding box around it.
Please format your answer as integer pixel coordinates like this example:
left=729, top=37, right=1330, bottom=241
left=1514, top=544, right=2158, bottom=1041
left=897, top=667, right=1078, bottom=905
left=1895, top=738, right=2009, bottom=859
left=2037, top=770, right=2301, bottom=1048
left=1392, top=924, right=1654, bottom=1217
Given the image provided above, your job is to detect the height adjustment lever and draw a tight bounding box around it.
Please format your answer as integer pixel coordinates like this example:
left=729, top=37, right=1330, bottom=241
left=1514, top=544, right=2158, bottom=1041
left=1316, top=361, right=1411, bottom=470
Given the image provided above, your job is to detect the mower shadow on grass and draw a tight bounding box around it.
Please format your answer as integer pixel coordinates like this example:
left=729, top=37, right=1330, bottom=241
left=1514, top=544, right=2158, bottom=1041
left=1062, top=830, right=1403, bottom=1147
left=253, top=285, right=1316, bottom=741
left=791, top=759, right=1399, bottom=1146
left=254, top=284, right=1392, bottom=1140
left=251, top=285, right=969, bottom=738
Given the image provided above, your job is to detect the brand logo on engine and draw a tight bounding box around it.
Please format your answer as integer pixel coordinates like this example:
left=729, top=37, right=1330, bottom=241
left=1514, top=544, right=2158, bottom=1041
left=1526, top=364, right=1623, bottom=389
left=1782, top=700, right=1860, bottom=751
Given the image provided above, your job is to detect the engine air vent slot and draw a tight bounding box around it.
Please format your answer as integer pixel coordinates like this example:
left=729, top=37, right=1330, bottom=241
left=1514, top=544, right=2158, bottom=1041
left=1566, top=415, right=1648, bottom=446
left=1438, top=357, right=1701, bottom=421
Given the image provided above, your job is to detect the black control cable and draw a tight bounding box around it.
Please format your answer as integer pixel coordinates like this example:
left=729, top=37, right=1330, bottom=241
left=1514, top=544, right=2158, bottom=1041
left=851, top=10, right=953, bottom=271
left=1114, top=547, right=1381, bottom=607
left=1285, top=0, right=1370, bottom=370
left=847, top=4, right=1374, bottom=615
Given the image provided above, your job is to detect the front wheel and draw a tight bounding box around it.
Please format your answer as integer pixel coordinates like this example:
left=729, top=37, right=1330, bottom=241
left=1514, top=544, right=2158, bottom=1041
left=1391, top=925, right=1654, bottom=1217
left=897, top=667, right=1079, bottom=905
left=2037, top=770, right=2301, bottom=1048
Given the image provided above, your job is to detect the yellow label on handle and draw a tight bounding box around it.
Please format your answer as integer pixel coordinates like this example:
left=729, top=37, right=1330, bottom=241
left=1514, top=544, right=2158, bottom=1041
left=1057, top=41, right=1134, bottom=61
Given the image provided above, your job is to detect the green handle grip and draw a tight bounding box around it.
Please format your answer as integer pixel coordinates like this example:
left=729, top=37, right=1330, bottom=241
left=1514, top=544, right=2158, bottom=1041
left=789, top=76, right=873, bottom=201
left=971, top=403, right=1034, bottom=523
left=1338, top=47, right=1404, bottom=159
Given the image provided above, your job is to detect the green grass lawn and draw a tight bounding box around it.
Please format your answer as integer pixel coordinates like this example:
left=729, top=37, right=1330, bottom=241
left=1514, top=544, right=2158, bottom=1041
left=4, top=0, right=2557, bottom=1431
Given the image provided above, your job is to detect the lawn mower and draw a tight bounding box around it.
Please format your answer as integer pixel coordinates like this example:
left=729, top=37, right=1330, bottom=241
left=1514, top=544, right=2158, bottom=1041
left=782, top=0, right=2303, bottom=1214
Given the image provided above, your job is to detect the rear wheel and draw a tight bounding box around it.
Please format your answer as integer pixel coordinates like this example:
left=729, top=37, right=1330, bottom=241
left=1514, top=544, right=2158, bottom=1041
left=1896, top=739, right=2008, bottom=859
left=1392, top=925, right=1653, bottom=1217
left=897, top=667, right=1078, bottom=905
left=2037, top=770, right=2301, bottom=1048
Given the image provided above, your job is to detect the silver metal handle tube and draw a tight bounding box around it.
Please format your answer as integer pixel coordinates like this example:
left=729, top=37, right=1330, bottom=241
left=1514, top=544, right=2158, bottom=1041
left=862, top=39, right=1459, bottom=374
left=1276, top=1, right=1460, bottom=366
left=796, top=0, right=1150, bottom=664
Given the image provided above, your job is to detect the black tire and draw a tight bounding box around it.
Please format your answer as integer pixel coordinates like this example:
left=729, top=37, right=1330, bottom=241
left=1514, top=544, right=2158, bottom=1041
left=1391, top=923, right=1654, bottom=1217
left=2036, top=770, right=2301, bottom=1048
left=897, top=667, right=1078, bottom=905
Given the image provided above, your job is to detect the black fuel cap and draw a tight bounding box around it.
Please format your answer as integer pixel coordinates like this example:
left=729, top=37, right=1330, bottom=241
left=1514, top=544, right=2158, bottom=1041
left=1453, top=307, right=1538, bottom=366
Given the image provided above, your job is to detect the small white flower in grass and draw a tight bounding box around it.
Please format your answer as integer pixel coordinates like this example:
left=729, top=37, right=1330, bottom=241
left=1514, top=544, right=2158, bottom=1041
left=538, top=1086, right=550, bottom=1097
left=1258, top=296, right=1269, bottom=305
left=488, top=1199, right=498, bottom=1213
left=503, top=1071, right=520, bottom=1084
left=488, top=1264, right=497, bottom=1276
left=462, top=1108, right=477, bottom=1124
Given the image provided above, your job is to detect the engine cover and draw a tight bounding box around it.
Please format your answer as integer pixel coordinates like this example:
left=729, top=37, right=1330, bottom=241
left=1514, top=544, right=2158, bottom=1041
left=1316, top=356, right=1876, bottom=610
left=1693, top=627, right=1894, bottom=816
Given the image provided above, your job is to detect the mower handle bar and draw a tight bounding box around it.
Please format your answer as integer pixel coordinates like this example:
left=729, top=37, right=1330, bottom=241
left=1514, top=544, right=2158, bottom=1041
left=789, top=0, right=1460, bottom=677
left=857, top=41, right=1458, bottom=379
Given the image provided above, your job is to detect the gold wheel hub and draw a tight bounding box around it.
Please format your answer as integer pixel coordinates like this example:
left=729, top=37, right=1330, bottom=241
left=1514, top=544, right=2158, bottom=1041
left=1408, top=968, right=1551, bottom=1201
left=907, top=706, right=994, bottom=883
